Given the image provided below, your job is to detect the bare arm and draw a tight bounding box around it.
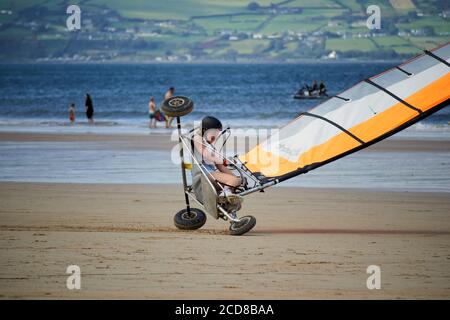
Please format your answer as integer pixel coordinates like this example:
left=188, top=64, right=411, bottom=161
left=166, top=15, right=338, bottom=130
left=216, top=163, right=233, bottom=175
left=193, top=135, right=223, bottom=164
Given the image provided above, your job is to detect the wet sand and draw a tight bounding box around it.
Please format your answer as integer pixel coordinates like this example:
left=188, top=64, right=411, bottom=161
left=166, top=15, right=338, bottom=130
left=1, top=131, right=449, bottom=153
left=1, top=182, right=450, bottom=299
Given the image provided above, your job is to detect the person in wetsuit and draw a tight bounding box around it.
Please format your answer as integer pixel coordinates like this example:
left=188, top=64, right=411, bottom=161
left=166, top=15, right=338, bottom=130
left=85, top=93, right=94, bottom=125
left=319, top=80, right=327, bottom=95
left=311, top=80, right=318, bottom=93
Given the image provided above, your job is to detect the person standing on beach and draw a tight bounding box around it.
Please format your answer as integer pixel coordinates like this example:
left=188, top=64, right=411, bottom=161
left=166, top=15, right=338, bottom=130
left=164, top=87, right=175, bottom=128
left=85, top=93, right=94, bottom=125
left=149, top=96, right=169, bottom=128
left=148, top=96, right=157, bottom=128
left=68, top=103, right=75, bottom=124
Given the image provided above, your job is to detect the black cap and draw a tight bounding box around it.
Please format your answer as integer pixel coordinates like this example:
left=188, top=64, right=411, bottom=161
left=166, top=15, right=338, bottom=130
left=201, top=116, right=222, bottom=131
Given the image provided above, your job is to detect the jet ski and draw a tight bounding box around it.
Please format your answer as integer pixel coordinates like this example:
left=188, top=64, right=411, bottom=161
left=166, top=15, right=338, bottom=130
left=294, top=88, right=328, bottom=99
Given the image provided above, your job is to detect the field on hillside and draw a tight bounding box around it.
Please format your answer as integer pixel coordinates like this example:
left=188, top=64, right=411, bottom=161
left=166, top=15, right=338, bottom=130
left=0, top=0, right=448, bottom=61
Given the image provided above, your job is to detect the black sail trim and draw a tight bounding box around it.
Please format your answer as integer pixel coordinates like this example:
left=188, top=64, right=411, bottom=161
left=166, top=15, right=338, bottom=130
left=424, top=50, right=450, bottom=67
left=364, top=79, right=422, bottom=114
left=301, top=112, right=365, bottom=144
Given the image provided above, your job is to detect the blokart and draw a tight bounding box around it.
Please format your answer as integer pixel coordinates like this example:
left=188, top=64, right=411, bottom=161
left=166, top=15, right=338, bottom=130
left=160, top=44, right=449, bottom=236
left=160, top=96, right=266, bottom=235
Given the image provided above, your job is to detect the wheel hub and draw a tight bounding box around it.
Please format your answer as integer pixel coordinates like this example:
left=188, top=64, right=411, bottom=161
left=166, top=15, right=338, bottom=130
left=230, top=216, right=249, bottom=230
left=168, top=97, right=185, bottom=108
left=181, top=211, right=197, bottom=220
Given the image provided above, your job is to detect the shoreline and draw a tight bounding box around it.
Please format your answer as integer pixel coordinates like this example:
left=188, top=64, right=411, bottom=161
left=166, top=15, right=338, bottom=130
left=2, top=59, right=404, bottom=65
left=1, top=131, right=449, bottom=152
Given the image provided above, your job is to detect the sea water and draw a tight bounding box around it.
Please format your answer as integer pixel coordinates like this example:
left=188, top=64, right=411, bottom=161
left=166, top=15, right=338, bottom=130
left=1, top=62, right=449, bottom=133
left=0, top=63, right=449, bottom=190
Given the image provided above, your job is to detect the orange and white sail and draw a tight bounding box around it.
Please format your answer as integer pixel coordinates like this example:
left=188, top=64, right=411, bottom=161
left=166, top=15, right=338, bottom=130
left=240, top=43, right=450, bottom=181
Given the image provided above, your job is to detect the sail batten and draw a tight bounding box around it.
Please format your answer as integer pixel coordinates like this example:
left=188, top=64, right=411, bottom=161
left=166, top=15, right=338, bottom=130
left=424, top=49, right=450, bottom=67
left=301, top=112, right=365, bottom=144
left=239, top=43, right=450, bottom=181
left=364, top=78, right=422, bottom=114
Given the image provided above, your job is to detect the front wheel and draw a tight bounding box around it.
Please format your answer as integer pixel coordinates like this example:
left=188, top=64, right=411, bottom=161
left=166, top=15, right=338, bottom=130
left=160, top=96, right=194, bottom=117
left=229, top=215, right=256, bottom=236
left=174, top=208, right=207, bottom=230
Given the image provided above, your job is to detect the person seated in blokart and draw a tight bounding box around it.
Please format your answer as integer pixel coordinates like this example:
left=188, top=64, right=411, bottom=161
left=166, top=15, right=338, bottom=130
left=192, top=116, right=244, bottom=209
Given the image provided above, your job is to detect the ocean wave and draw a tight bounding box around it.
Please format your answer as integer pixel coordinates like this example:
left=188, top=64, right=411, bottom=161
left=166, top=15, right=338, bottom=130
left=405, top=122, right=450, bottom=132
left=0, top=119, right=120, bottom=127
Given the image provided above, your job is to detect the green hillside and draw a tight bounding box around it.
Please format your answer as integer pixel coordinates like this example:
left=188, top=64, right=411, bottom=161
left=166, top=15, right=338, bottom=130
left=0, top=0, right=448, bottom=62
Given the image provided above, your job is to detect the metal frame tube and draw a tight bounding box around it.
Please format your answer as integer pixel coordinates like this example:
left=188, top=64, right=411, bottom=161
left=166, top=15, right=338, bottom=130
left=176, top=116, right=191, bottom=215
left=181, top=132, right=262, bottom=187
left=238, top=179, right=278, bottom=196
left=217, top=205, right=241, bottom=222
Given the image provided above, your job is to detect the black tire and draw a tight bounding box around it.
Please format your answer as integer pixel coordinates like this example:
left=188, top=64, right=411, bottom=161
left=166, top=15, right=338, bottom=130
left=174, top=208, right=206, bottom=230
left=229, top=215, right=256, bottom=236
left=160, top=96, right=194, bottom=117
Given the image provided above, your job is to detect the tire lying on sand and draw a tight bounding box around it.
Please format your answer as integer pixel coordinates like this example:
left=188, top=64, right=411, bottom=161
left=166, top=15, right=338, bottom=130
left=229, top=215, right=256, bottom=236
left=174, top=208, right=207, bottom=230
left=160, top=96, right=194, bottom=117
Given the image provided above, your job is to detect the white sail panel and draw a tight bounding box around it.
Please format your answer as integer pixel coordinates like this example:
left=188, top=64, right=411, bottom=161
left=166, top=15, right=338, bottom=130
left=240, top=43, right=450, bottom=179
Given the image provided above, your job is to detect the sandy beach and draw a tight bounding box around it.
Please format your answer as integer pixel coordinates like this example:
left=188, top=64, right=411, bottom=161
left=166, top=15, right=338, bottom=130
left=0, top=132, right=449, bottom=299
left=1, top=6, right=449, bottom=303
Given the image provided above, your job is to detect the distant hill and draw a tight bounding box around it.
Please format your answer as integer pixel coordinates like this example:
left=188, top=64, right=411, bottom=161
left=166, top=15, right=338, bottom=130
left=0, top=0, right=448, bottom=62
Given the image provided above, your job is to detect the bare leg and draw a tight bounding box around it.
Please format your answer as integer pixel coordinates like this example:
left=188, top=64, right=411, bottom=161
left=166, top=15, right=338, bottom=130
left=210, top=171, right=241, bottom=187
left=211, top=171, right=243, bottom=211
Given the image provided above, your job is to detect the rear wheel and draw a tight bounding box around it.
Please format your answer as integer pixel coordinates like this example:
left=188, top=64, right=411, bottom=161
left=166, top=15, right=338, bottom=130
left=160, top=96, right=194, bottom=117
left=174, top=208, right=207, bottom=230
left=229, top=215, right=256, bottom=236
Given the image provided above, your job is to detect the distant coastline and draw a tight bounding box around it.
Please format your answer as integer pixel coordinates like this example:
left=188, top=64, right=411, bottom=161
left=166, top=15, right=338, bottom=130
left=0, top=58, right=405, bottom=65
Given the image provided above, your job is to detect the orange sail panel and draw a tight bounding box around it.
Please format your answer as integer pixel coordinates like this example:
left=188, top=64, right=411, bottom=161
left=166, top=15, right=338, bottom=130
left=239, top=43, right=450, bottom=180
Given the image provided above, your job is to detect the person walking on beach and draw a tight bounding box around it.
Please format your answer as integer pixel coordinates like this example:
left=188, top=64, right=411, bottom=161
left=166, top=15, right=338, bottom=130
left=148, top=96, right=169, bottom=128
left=68, top=103, right=76, bottom=124
left=164, top=87, right=175, bottom=128
left=85, top=93, right=94, bottom=125
left=148, top=96, right=157, bottom=128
